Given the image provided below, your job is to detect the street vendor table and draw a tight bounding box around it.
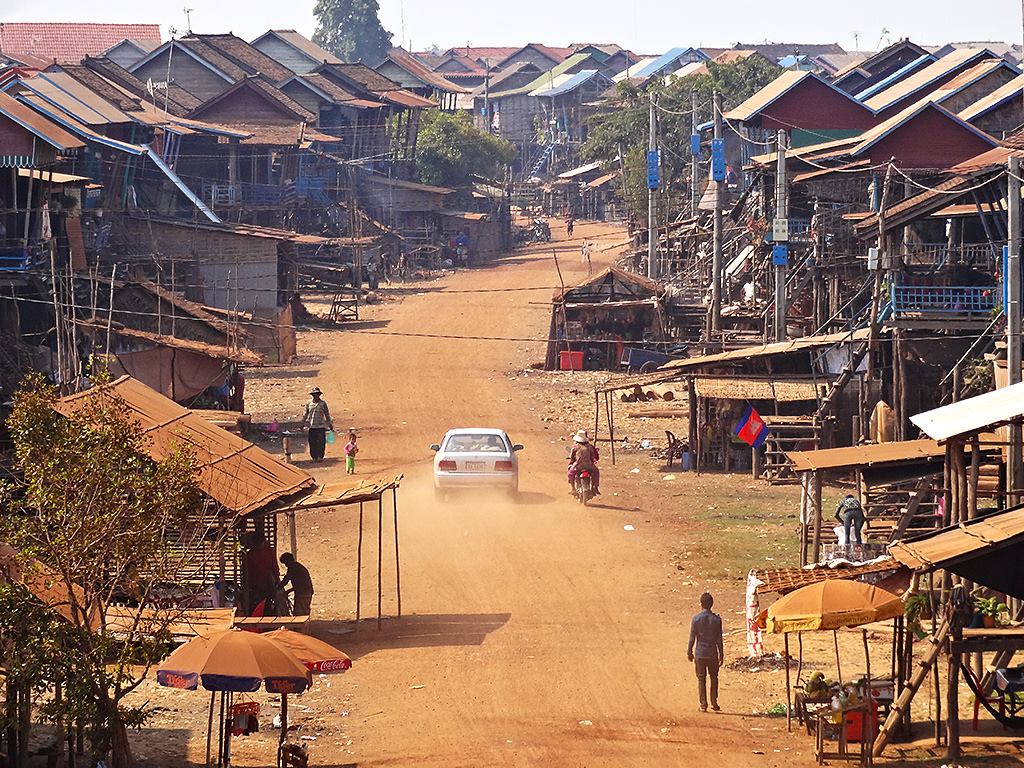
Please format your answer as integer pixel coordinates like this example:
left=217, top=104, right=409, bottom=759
left=795, top=690, right=832, bottom=735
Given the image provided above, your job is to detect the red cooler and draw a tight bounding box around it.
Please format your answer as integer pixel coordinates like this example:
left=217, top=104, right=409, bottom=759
left=559, top=351, right=584, bottom=371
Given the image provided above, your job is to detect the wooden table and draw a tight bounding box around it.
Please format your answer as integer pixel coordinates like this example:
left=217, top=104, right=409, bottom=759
left=795, top=691, right=832, bottom=735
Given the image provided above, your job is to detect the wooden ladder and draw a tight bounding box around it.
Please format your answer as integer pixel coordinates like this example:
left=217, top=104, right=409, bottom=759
left=873, top=616, right=950, bottom=756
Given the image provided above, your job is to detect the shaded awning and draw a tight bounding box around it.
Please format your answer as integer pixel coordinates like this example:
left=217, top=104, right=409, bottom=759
left=659, top=328, right=871, bottom=371
left=275, top=476, right=403, bottom=513
left=911, top=381, right=1024, bottom=442
left=56, top=376, right=315, bottom=516
left=889, top=505, right=1024, bottom=599
left=751, top=558, right=904, bottom=595
left=694, top=376, right=824, bottom=402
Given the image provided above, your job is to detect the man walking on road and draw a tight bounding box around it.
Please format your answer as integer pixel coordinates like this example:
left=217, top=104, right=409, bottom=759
left=303, top=387, right=334, bottom=462
left=687, top=591, right=724, bottom=712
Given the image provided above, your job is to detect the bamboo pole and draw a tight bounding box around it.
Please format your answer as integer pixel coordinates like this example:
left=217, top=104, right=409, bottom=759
left=377, top=496, right=383, bottom=631
left=785, top=633, right=793, bottom=733
left=393, top=488, right=402, bottom=618
left=355, top=502, right=364, bottom=631
left=811, top=472, right=823, bottom=564
left=834, top=630, right=843, bottom=684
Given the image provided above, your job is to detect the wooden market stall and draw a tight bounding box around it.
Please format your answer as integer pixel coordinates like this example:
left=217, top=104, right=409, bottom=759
left=546, top=267, right=667, bottom=371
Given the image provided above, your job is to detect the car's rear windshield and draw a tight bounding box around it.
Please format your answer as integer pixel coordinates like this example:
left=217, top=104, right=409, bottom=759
left=444, top=434, right=508, bottom=453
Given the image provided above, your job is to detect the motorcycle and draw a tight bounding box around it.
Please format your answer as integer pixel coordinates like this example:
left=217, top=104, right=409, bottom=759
left=532, top=218, right=551, bottom=243
left=574, top=468, right=595, bottom=506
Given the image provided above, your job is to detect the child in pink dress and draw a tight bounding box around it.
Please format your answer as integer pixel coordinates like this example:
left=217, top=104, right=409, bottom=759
left=344, top=433, right=358, bottom=474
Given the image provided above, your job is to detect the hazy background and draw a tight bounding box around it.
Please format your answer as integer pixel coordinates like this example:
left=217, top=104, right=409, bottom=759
left=2, top=0, right=1021, bottom=54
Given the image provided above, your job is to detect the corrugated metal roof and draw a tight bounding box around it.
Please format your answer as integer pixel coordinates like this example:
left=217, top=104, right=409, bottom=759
left=959, top=72, right=1024, bottom=121
left=16, top=93, right=147, bottom=154
left=659, top=328, right=872, bottom=371
left=724, top=70, right=824, bottom=122
left=0, top=89, right=82, bottom=151
left=862, top=47, right=995, bottom=112
left=911, top=381, right=1024, bottom=441
left=789, top=439, right=950, bottom=472
left=613, top=56, right=657, bottom=82
left=260, top=30, right=341, bottom=66
left=55, top=376, right=315, bottom=516
left=491, top=53, right=593, bottom=97
left=889, top=505, right=1024, bottom=571
left=530, top=69, right=608, bottom=97
left=22, top=70, right=132, bottom=125
left=630, top=47, right=706, bottom=79
left=853, top=53, right=936, bottom=100
left=847, top=99, right=997, bottom=158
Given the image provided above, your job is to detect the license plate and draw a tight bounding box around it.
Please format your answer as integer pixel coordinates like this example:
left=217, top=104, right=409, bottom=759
left=465, top=461, right=485, bottom=471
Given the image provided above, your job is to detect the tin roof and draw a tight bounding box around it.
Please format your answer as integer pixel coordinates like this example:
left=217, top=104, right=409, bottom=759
left=382, top=48, right=468, bottom=94
left=0, top=23, right=161, bottom=64
left=660, top=328, right=872, bottom=371
left=255, top=30, right=341, bottom=67
left=630, top=47, right=707, bottom=79
left=862, top=48, right=996, bottom=112
left=0, top=89, right=83, bottom=151
left=724, top=70, right=868, bottom=122
left=847, top=99, right=997, bottom=157
left=789, top=439, right=951, bottom=472
left=491, top=53, right=594, bottom=97
left=529, top=69, right=609, bottom=98
left=55, top=376, right=315, bottom=516
left=892, top=506, right=1024, bottom=571
left=911, top=381, right=1024, bottom=441
left=959, top=72, right=1024, bottom=121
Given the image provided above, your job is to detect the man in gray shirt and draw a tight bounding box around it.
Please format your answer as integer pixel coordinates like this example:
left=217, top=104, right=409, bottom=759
left=687, top=591, right=724, bottom=712
left=303, top=387, right=334, bottom=462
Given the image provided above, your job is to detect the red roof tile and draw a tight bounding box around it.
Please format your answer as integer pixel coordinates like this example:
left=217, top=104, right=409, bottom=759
left=0, top=23, right=161, bottom=64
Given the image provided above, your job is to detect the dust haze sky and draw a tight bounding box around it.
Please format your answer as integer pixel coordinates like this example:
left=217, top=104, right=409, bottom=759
left=2, top=0, right=1021, bottom=54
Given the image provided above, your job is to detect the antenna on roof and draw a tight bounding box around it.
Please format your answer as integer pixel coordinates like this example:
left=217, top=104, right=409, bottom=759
left=184, top=7, right=194, bottom=35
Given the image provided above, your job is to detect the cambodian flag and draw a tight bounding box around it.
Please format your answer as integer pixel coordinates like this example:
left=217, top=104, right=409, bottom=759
left=735, top=405, right=770, bottom=448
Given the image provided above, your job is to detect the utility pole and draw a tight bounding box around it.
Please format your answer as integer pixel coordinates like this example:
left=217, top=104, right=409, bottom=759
left=709, top=90, right=724, bottom=339
left=690, top=89, right=699, bottom=216
left=483, top=65, right=491, bottom=134
left=1009, top=155, right=1022, bottom=503
left=774, top=129, right=789, bottom=342
left=647, top=92, right=658, bottom=280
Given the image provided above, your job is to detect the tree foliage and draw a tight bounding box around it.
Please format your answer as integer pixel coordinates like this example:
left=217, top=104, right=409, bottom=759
left=0, top=373, right=207, bottom=767
left=416, top=111, right=515, bottom=191
left=312, top=0, right=393, bottom=65
left=583, top=58, right=783, bottom=222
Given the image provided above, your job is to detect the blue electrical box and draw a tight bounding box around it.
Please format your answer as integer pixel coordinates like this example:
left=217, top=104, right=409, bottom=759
left=711, top=138, right=725, bottom=182
left=690, top=134, right=700, bottom=156
left=647, top=149, right=660, bottom=190
left=772, top=244, right=789, bottom=266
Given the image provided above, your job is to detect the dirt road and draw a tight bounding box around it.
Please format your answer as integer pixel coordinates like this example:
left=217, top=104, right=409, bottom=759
left=218, top=222, right=809, bottom=767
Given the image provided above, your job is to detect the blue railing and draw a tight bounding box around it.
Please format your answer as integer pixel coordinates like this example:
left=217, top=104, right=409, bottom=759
left=891, top=284, right=997, bottom=317
left=0, top=247, right=30, bottom=271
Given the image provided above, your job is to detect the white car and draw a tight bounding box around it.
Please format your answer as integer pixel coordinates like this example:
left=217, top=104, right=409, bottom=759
left=430, top=428, right=523, bottom=500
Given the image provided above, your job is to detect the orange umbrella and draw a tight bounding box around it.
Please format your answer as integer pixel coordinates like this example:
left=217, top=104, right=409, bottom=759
left=157, top=629, right=312, bottom=694
left=262, top=629, right=351, bottom=746
left=767, top=579, right=903, bottom=634
left=263, top=628, right=352, bottom=673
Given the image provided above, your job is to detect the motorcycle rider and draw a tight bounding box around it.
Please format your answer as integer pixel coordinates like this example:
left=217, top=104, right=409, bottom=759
left=567, top=429, right=601, bottom=496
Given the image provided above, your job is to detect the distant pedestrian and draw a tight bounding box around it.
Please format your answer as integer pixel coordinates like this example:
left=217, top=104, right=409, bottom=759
left=687, top=591, right=724, bottom=713
left=582, top=241, right=592, bottom=275
left=279, top=552, right=314, bottom=616
left=344, top=432, right=359, bottom=474
left=303, top=387, right=334, bottom=462
left=566, top=215, right=575, bottom=238
left=834, top=493, right=866, bottom=552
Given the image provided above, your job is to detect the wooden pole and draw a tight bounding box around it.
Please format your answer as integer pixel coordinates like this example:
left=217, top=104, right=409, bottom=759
left=355, top=502, right=364, bottom=631
left=785, top=632, right=793, bottom=733
left=605, top=391, right=616, bottom=465
left=799, top=472, right=810, bottom=567
left=687, top=378, right=698, bottom=472
left=393, top=488, right=402, bottom=618
left=812, top=472, right=823, bottom=564
left=834, top=630, right=843, bottom=685
left=863, top=629, right=874, bottom=766
left=279, top=693, right=289, bottom=748
left=947, top=622, right=962, bottom=759
left=206, top=691, right=215, bottom=767
left=377, top=496, right=383, bottom=630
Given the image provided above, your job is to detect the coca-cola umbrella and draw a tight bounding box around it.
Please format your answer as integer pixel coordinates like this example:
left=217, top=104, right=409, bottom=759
left=157, top=629, right=312, bottom=766
left=263, top=629, right=352, bottom=745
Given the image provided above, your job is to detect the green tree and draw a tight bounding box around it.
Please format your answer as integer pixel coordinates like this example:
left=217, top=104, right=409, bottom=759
left=0, top=374, right=207, bottom=768
left=416, top=111, right=515, bottom=191
left=583, top=57, right=783, bottom=223
left=313, top=0, right=393, bottom=64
